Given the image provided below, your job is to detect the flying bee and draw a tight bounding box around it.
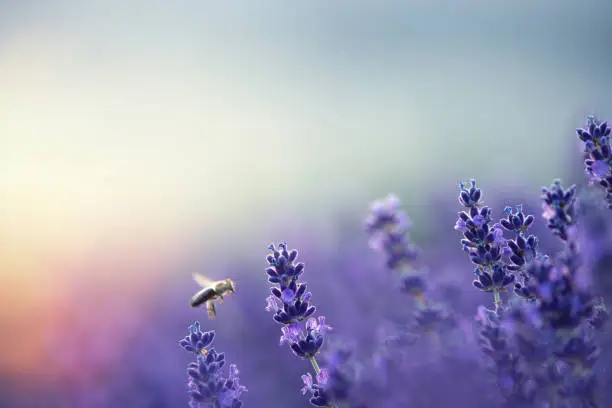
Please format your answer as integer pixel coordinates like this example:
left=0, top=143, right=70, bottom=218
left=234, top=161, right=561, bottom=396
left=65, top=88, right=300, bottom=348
left=190, top=273, right=236, bottom=320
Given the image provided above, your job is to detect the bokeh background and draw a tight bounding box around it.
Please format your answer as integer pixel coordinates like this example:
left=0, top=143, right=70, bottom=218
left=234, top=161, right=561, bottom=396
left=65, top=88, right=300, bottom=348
left=1, top=1, right=612, bottom=407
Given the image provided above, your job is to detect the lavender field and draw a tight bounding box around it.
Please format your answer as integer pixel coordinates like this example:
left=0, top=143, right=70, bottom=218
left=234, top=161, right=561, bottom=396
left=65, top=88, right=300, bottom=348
left=1, top=1, right=612, bottom=408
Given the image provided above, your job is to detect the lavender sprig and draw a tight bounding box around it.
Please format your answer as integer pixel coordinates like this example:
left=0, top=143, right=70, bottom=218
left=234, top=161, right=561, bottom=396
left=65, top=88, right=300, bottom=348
left=576, top=117, right=612, bottom=208
left=539, top=180, right=602, bottom=407
left=495, top=178, right=603, bottom=408
left=455, top=180, right=560, bottom=406
left=541, top=179, right=578, bottom=243
left=364, top=194, right=425, bottom=298
left=498, top=205, right=541, bottom=304
left=307, top=342, right=365, bottom=408
left=476, top=306, right=536, bottom=407
left=365, top=194, right=455, bottom=342
left=179, top=322, right=247, bottom=408
left=455, top=180, right=514, bottom=312
left=534, top=181, right=594, bottom=331
left=264, top=243, right=343, bottom=407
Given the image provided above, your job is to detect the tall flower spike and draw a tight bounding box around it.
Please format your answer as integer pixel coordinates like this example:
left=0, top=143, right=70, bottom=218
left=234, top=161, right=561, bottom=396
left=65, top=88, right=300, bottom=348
left=497, top=204, right=542, bottom=302
left=515, top=176, right=603, bottom=407
left=364, top=194, right=426, bottom=297
left=508, top=255, right=601, bottom=407
left=265, top=243, right=314, bottom=325
left=475, top=306, right=535, bottom=405
left=179, top=322, right=247, bottom=408
left=316, top=342, right=362, bottom=405
left=265, top=243, right=339, bottom=408
left=540, top=179, right=577, bottom=242
left=455, top=180, right=514, bottom=311
left=522, top=257, right=594, bottom=332
left=366, top=194, right=456, bottom=344
left=576, top=116, right=612, bottom=208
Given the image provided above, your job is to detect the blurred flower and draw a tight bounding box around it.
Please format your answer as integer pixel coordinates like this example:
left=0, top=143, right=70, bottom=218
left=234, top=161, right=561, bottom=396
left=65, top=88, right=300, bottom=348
left=553, top=334, right=599, bottom=369
left=523, top=257, right=595, bottom=332
left=301, top=341, right=365, bottom=408
left=475, top=306, right=535, bottom=405
left=364, top=194, right=424, bottom=289
left=366, top=194, right=459, bottom=350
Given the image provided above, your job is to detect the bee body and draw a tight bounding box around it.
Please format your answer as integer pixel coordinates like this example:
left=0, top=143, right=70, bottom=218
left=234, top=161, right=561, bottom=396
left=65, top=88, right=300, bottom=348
left=190, top=287, right=217, bottom=308
left=190, top=275, right=236, bottom=320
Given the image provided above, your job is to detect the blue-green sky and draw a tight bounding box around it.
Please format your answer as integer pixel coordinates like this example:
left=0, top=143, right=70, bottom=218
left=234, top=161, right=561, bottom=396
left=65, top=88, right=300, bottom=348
left=0, top=0, right=611, bottom=279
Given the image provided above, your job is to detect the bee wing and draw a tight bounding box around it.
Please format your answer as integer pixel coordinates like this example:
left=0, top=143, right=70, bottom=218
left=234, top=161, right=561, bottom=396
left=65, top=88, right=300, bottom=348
left=193, top=273, right=215, bottom=288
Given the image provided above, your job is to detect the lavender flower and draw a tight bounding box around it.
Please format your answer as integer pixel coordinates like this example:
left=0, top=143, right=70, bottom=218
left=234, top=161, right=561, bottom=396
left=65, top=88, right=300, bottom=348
left=537, top=180, right=603, bottom=407
left=179, top=322, right=247, bottom=408
left=523, top=257, right=594, bottom=332
left=464, top=196, right=544, bottom=406
left=499, top=205, right=543, bottom=302
left=265, top=243, right=346, bottom=407
left=364, top=194, right=425, bottom=296
left=505, top=259, right=600, bottom=407
left=365, top=194, right=456, bottom=342
left=453, top=174, right=608, bottom=407
left=499, top=176, right=604, bottom=407
left=316, top=343, right=363, bottom=405
left=475, top=306, right=536, bottom=406
left=455, top=180, right=514, bottom=311
left=541, top=179, right=578, bottom=242
left=537, top=180, right=598, bottom=330
left=300, top=348, right=364, bottom=408
left=500, top=205, right=538, bottom=272
left=300, top=371, right=332, bottom=407
left=576, top=116, right=612, bottom=208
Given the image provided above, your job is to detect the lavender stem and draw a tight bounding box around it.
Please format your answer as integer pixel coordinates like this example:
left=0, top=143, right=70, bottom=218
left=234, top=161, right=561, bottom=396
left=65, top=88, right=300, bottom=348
left=493, top=288, right=502, bottom=312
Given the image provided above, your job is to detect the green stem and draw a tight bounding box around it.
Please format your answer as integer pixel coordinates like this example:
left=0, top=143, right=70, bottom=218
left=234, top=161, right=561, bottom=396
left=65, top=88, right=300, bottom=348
left=309, top=355, right=321, bottom=374
left=493, top=288, right=502, bottom=312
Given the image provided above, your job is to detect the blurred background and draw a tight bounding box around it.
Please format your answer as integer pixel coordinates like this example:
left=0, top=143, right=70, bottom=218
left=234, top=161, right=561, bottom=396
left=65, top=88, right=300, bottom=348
left=1, top=1, right=611, bottom=407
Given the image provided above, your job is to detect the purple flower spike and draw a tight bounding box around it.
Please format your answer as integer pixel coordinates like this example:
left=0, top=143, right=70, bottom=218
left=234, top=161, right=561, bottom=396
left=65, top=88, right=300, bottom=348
left=364, top=194, right=421, bottom=272
left=264, top=243, right=347, bottom=407
left=540, top=179, right=577, bottom=242
left=179, top=322, right=246, bottom=408
left=577, top=116, right=612, bottom=208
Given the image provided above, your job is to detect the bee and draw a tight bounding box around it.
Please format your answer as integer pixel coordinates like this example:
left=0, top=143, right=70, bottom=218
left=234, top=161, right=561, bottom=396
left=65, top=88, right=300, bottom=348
left=190, top=273, right=236, bottom=320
